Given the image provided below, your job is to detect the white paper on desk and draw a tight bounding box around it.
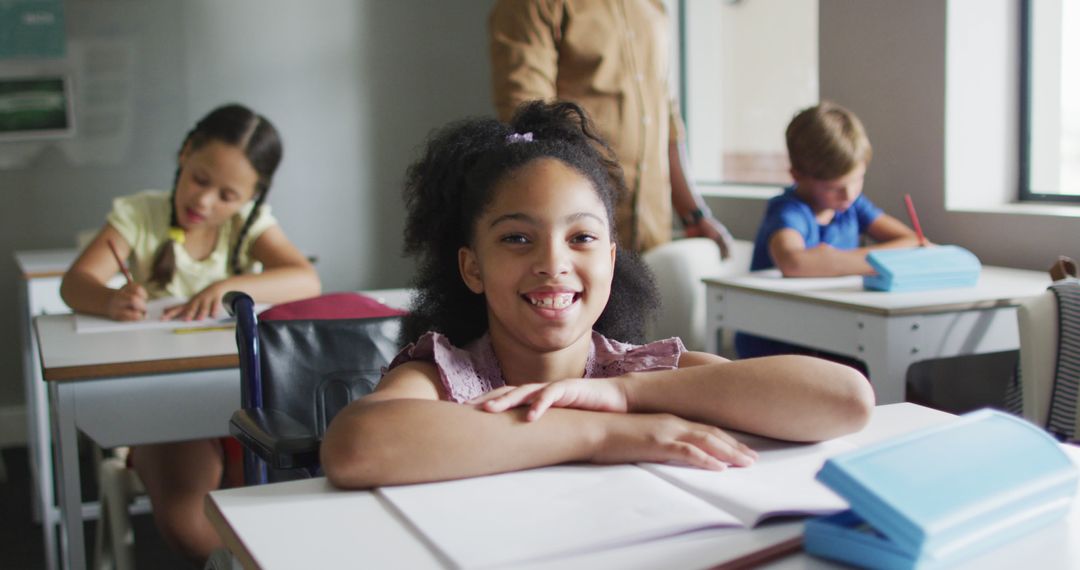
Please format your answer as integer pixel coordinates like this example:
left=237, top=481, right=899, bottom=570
left=733, top=270, right=865, bottom=292
left=74, top=297, right=254, bottom=333
left=639, top=437, right=853, bottom=527
left=378, top=464, right=738, bottom=569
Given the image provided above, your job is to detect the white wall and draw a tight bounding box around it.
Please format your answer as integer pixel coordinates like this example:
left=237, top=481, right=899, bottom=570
left=719, top=0, right=817, bottom=155
left=684, top=0, right=817, bottom=180
left=944, top=0, right=1019, bottom=210
left=0, top=0, right=494, bottom=409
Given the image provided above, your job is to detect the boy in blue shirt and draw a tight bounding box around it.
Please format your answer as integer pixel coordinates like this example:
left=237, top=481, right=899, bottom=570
left=737, top=101, right=923, bottom=361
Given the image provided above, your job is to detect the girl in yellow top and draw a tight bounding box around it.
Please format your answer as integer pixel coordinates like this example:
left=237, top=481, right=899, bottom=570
left=60, top=103, right=320, bottom=563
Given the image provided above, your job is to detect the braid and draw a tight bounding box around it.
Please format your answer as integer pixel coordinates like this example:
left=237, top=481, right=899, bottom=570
left=148, top=163, right=185, bottom=288
left=230, top=188, right=268, bottom=275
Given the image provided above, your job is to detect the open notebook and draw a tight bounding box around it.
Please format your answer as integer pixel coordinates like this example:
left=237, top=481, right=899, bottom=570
left=74, top=297, right=266, bottom=333
left=378, top=435, right=855, bottom=568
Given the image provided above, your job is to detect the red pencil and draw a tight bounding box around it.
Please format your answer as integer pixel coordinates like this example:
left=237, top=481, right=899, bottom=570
left=106, top=239, right=135, bottom=285
left=903, top=194, right=927, bottom=247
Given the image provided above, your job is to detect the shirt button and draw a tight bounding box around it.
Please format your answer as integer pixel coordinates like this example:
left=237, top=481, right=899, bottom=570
left=636, top=73, right=644, bottom=82
left=642, top=115, right=651, bottom=125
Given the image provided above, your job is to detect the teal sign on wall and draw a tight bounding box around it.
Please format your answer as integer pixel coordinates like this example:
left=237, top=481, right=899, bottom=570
left=0, top=0, right=65, bottom=58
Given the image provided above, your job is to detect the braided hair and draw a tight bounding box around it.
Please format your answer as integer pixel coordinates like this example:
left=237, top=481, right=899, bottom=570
left=401, top=100, right=660, bottom=347
left=149, top=104, right=283, bottom=288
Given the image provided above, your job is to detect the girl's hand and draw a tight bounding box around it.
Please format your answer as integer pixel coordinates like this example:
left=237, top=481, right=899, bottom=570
left=106, top=282, right=148, bottom=321
left=469, top=378, right=629, bottom=421
left=596, top=413, right=758, bottom=471
left=161, top=282, right=225, bottom=321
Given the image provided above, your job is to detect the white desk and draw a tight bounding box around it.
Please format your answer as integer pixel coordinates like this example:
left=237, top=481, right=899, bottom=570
left=15, top=249, right=79, bottom=570
left=762, top=481, right=1080, bottom=570
left=37, top=314, right=240, bottom=570
left=704, top=267, right=1050, bottom=404
left=35, top=288, right=414, bottom=570
left=204, top=403, right=1080, bottom=570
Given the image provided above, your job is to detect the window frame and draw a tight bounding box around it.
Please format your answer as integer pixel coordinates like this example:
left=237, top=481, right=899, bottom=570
left=1019, top=0, right=1080, bottom=204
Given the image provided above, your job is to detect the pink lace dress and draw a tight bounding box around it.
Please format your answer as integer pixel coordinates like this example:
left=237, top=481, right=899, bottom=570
left=385, top=331, right=687, bottom=403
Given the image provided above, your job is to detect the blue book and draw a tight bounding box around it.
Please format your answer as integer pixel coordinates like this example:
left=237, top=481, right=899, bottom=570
left=804, top=410, right=1078, bottom=569
left=863, top=245, right=981, bottom=292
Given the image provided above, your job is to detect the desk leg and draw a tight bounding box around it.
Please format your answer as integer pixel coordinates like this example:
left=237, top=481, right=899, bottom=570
left=32, top=361, right=59, bottom=570
left=51, top=383, right=86, bottom=570
left=857, top=317, right=918, bottom=405
left=861, top=349, right=914, bottom=405
left=20, top=285, right=60, bottom=569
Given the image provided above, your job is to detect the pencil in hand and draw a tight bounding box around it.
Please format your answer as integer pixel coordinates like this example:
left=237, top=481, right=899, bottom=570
left=903, top=194, right=927, bottom=247
left=107, top=239, right=135, bottom=285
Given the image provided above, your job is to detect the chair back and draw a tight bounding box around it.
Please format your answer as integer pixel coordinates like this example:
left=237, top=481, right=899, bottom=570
left=257, top=294, right=403, bottom=437
left=1014, top=281, right=1080, bottom=442
left=1016, top=290, right=1057, bottom=427
left=642, top=238, right=752, bottom=351
left=225, top=291, right=406, bottom=483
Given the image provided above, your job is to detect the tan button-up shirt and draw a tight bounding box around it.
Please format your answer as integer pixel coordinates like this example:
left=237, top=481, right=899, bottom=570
left=490, top=0, right=685, bottom=252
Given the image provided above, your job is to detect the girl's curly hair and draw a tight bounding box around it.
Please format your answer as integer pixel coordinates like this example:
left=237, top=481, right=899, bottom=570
left=400, top=100, right=659, bottom=347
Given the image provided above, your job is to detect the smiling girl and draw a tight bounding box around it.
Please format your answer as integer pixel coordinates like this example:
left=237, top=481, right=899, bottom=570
left=60, top=103, right=320, bottom=563
left=321, top=101, right=874, bottom=489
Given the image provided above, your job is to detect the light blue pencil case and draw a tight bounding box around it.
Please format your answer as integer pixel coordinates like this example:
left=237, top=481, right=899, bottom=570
left=804, top=409, right=1078, bottom=569
left=863, top=245, right=981, bottom=292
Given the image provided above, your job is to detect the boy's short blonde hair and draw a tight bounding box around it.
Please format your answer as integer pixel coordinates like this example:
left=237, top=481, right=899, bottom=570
left=785, top=101, right=873, bottom=181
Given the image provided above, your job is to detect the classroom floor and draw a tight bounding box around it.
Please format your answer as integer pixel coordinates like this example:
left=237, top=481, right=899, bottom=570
left=0, top=445, right=190, bottom=570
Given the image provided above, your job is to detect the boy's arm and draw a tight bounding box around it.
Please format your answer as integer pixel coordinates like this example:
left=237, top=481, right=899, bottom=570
left=768, top=228, right=876, bottom=276
left=864, top=213, right=923, bottom=248
left=320, top=362, right=753, bottom=489
left=769, top=213, right=925, bottom=277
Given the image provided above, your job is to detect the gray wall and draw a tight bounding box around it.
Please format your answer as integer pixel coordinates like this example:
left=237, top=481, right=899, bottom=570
left=1, top=1, right=494, bottom=410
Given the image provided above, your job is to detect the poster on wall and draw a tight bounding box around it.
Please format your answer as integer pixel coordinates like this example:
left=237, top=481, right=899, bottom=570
left=57, top=38, right=135, bottom=165
left=0, top=0, right=64, bottom=58
left=0, top=75, right=73, bottom=141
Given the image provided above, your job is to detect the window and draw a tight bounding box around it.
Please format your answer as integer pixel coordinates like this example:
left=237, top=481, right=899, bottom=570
left=1022, top=0, right=1080, bottom=202
left=679, top=0, right=818, bottom=189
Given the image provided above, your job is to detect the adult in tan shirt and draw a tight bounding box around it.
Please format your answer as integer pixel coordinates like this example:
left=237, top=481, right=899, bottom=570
left=489, top=0, right=733, bottom=255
